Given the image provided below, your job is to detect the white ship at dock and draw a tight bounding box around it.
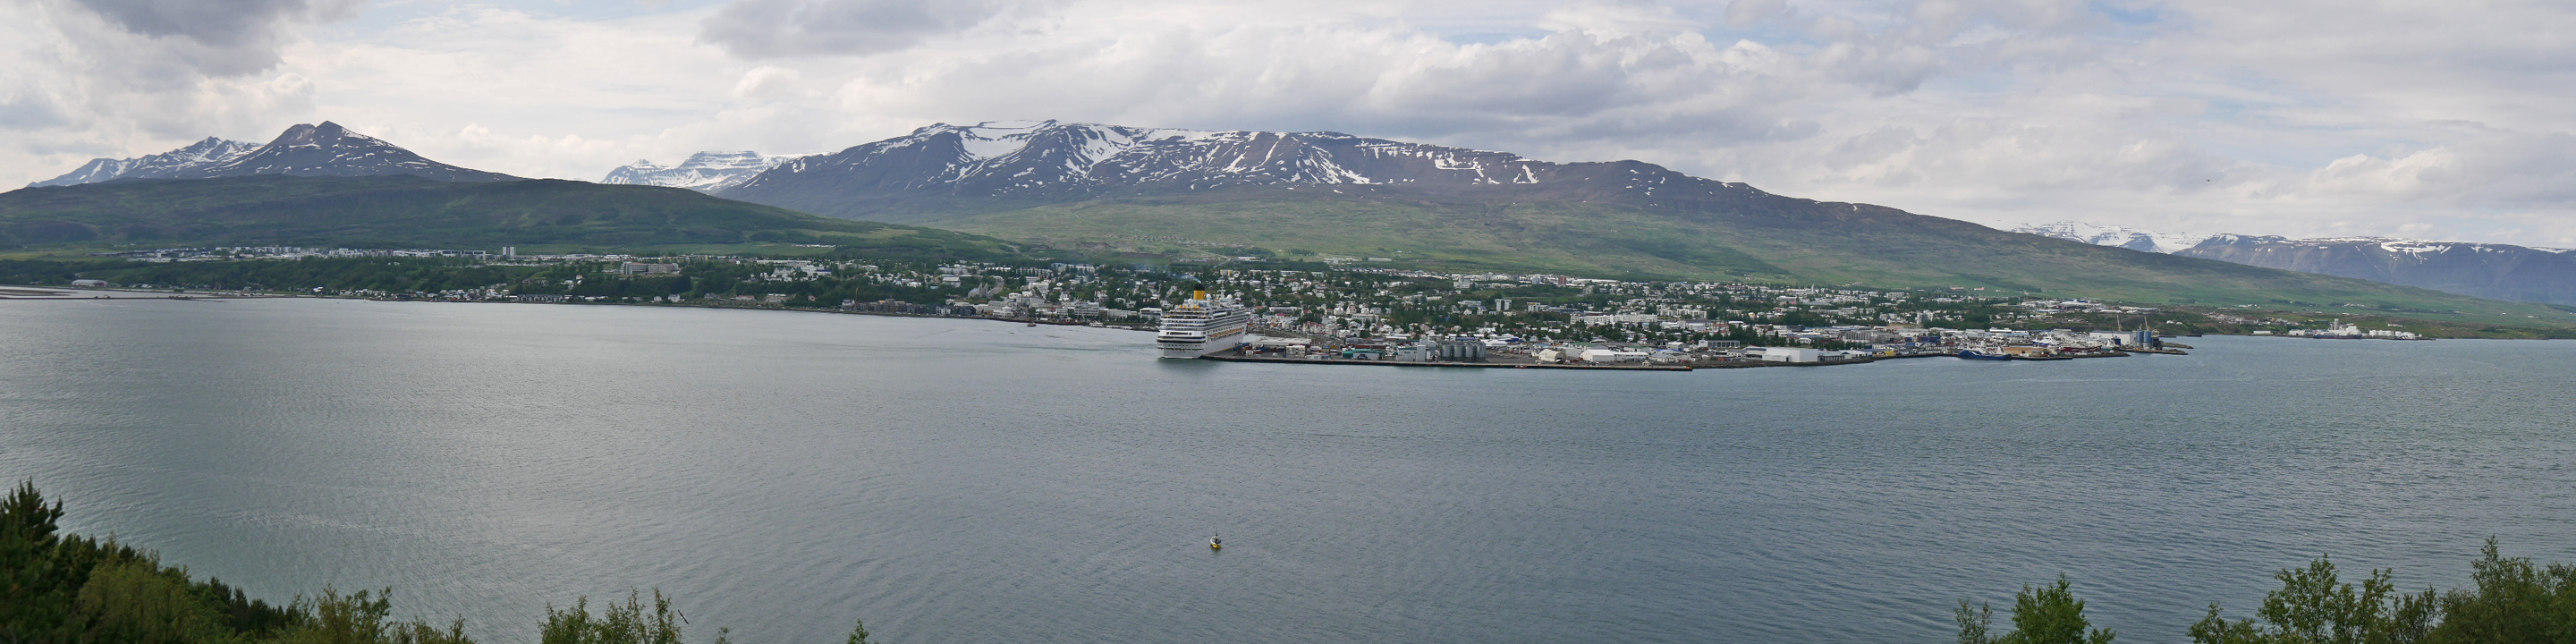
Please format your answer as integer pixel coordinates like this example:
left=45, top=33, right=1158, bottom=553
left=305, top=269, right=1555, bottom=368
left=1157, top=292, right=1250, bottom=359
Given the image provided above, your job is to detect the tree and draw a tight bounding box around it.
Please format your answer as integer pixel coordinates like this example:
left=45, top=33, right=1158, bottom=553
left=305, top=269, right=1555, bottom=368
left=0, top=479, right=77, bottom=642
left=2188, top=554, right=2436, bottom=644
left=2419, top=539, right=2576, bottom=644
left=540, top=590, right=682, bottom=644
left=1958, top=576, right=2117, bottom=644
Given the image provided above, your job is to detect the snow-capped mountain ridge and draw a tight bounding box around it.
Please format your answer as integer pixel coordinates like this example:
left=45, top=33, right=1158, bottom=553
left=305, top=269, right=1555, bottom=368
left=2176, top=234, right=2576, bottom=305
left=30, top=137, right=258, bottom=188
left=2013, top=222, right=2576, bottom=304
left=2012, top=221, right=2216, bottom=254
left=720, top=119, right=1765, bottom=221
left=208, top=123, right=517, bottom=182
left=25, top=123, right=515, bottom=187
left=2197, top=234, right=2572, bottom=256
left=602, top=151, right=801, bottom=192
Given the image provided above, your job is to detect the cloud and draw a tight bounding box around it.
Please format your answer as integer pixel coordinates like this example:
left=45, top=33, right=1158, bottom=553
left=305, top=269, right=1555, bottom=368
left=70, top=0, right=359, bottom=47
left=2298, top=132, right=2576, bottom=208
left=0, top=0, right=339, bottom=180
left=54, top=0, right=362, bottom=75
left=1724, top=0, right=1789, bottom=28
left=5, top=0, right=2576, bottom=248
left=732, top=65, right=802, bottom=98
left=699, top=0, right=1034, bottom=57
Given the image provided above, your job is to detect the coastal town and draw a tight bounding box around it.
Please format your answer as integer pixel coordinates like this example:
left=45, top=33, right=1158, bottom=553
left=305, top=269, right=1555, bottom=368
left=30, top=246, right=2452, bottom=369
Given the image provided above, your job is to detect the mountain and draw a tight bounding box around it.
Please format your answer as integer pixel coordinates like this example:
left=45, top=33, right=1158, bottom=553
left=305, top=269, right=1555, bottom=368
left=705, top=121, right=2573, bottom=322
left=25, top=123, right=517, bottom=186
left=2013, top=222, right=2216, bottom=254
left=204, top=122, right=519, bottom=182
left=718, top=119, right=1758, bottom=221
left=29, top=137, right=258, bottom=188
left=30, top=158, right=132, bottom=188
left=0, top=174, right=1007, bottom=257
left=2013, top=220, right=2576, bottom=306
left=603, top=151, right=801, bottom=192
left=2176, top=236, right=2576, bottom=306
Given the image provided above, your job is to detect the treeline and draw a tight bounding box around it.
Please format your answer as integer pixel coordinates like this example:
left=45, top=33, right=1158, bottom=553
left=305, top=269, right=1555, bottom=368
left=0, top=257, right=973, bottom=307
left=95, top=258, right=523, bottom=295
left=0, top=482, right=876, bottom=644
left=1957, top=543, right=2574, bottom=644
left=0, top=259, right=129, bottom=287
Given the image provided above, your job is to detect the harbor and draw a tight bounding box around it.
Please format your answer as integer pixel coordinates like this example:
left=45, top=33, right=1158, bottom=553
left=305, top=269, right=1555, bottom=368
left=1162, top=292, right=2175, bottom=371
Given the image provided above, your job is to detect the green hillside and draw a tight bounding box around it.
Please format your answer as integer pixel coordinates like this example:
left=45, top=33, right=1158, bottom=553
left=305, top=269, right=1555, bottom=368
left=940, top=189, right=2576, bottom=325
left=0, top=175, right=1013, bottom=258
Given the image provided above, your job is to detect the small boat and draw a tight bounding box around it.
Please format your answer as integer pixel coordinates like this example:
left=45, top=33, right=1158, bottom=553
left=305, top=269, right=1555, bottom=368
left=1209, top=535, right=1222, bottom=551
left=1026, top=322, right=1038, bottom=327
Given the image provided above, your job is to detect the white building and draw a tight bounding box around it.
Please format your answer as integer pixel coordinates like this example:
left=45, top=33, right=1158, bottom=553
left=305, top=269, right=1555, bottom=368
left=1761, top=347, right=1823, bottom=362
left=1580, top=349, right=1649, bottom=363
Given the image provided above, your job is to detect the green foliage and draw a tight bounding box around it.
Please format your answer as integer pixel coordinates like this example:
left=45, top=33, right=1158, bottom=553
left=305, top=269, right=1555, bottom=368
left=77, top=561, right=235, bottom=644
left=2188, top=555, right=2437, bottom=644
left=4, top=479, right=296, bottom=644
left=269, top=588, right=472, bottom=644
left=1, top=479, right=77, bottom=642
left=0, top=258, right=126, bottom=285
left=2431, top=539, right=2576, bottom=642
left=1957, top=576, right=2117, bottom=644
left=539, top=591, right=682, bottom=644
left=2193, top=542, right=2576, bottom=644
left=89, top=258, right=519, bottom=293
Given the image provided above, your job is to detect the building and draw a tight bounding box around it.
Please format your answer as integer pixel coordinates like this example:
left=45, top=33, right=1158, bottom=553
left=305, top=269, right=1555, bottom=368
left=1434, top=339, right=1485, bottom=361
left=1580, top=349, right=1649, bottom=363
left=1761, top=347, right=1822, bottom=362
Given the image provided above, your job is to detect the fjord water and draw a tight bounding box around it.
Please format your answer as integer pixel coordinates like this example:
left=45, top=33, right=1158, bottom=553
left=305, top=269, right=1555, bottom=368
left=4, top=299, right=2572, bottom=644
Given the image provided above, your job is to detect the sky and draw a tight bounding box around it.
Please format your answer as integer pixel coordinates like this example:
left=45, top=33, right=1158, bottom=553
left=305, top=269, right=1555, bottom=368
left=4, top=0, right=2573, bottom=246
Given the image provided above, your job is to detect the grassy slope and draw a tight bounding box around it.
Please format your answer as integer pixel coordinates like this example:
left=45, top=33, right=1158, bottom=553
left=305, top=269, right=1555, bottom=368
left=0, top=175, right=1014, bottom=257
left=942, top=191, right=2576, bottom=326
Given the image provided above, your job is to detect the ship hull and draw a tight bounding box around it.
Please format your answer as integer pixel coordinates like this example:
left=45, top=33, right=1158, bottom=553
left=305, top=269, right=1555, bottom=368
left=1956, top=350, right=2012, bottom=360
left=1157, top=331, right=1244, bottom=359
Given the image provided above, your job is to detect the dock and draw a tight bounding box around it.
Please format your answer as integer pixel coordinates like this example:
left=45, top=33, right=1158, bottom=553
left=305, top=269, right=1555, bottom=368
left=1201, top=352, right=1697, bottom=371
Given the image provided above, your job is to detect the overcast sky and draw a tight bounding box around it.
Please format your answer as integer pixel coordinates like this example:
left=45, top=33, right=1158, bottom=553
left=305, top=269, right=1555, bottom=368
left=4, top=0, right=2572, bottom=246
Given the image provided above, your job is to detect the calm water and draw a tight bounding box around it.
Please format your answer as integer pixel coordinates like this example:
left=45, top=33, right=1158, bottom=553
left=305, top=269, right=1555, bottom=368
left=4, top=297, right=2572, bottom=644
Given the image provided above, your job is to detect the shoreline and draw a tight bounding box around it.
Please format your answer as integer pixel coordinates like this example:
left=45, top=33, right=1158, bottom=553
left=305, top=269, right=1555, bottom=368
left=1199, top=347, right=2139, bottom=372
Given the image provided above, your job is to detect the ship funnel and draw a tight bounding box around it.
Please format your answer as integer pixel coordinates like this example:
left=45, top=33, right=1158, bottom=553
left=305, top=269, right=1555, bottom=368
left=1193, top=290, right=1206, bottom=301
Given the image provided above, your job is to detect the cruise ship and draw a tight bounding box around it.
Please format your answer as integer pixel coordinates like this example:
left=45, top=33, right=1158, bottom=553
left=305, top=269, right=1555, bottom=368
left=1157, top=292, right=1250, bottom=359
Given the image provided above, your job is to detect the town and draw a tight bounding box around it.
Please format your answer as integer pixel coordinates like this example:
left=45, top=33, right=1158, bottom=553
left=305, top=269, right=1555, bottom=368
left=50, top=246, right=2447, bottom=369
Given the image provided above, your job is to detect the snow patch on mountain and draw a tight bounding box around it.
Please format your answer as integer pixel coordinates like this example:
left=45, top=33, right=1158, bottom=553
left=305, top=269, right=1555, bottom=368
left=28, top=123, right=513, bottom=185
left=734, top=120, right=1567, bottom=196
left=602, top=151, right=802, bottom=192
left=29, top=137, right=258, bottom=188
left=2201, top=235, right=2562, bottom=258
left=2014, top=222, right=2218, bottom=253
